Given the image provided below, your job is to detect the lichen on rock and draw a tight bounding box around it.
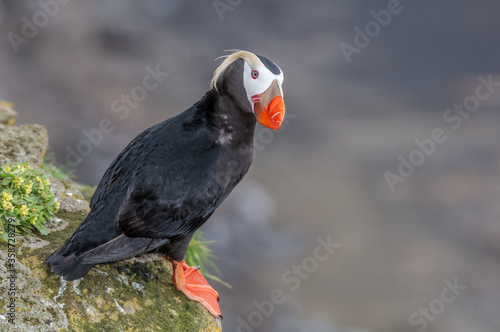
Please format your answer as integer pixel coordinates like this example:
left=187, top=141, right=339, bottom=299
left=0, top=123, right=48, bottom=166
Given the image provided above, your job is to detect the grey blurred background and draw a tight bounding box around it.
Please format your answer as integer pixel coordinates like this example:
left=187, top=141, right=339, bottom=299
left=1, top=0, right=500, bottom=331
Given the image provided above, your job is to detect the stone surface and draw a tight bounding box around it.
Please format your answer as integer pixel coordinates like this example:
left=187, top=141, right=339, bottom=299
left=0, top=123, right=48, bottom=166
left=44, top=173, right=91, bottom=216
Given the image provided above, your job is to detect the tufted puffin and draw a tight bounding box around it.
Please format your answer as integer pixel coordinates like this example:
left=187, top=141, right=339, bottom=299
left=45, top=50, right=285, bottom=318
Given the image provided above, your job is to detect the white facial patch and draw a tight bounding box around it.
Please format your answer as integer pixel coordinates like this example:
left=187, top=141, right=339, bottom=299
left=242, top=61, right=284, bottom=110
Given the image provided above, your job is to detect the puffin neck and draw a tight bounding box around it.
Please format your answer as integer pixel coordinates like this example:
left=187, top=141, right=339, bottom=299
left=189, top=90, right=256, bottom=145
left=201, top=90, right=256, bottom=147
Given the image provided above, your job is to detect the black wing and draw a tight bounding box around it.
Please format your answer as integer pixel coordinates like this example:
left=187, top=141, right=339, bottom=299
left=89, top=131, right=149, bottom=209
left=116, top=155, right=223, bottom=239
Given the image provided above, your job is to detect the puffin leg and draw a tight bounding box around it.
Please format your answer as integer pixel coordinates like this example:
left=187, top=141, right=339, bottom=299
left=172, top=260, right=222, bottom=318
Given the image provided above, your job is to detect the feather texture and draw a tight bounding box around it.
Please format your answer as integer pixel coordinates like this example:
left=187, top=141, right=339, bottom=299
left=45, top=57, right=256, bottom=280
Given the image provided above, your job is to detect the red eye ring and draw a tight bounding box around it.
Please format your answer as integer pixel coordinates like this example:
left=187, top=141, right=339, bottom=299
left=251, top=70, right=259, bottom=79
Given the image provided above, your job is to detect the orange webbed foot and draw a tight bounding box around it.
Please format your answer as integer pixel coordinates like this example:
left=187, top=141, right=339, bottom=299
left=172, top=260, right=222, bottom=318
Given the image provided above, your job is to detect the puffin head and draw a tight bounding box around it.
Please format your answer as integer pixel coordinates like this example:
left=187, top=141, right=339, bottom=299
left=210, top=50, right=285, bottom=130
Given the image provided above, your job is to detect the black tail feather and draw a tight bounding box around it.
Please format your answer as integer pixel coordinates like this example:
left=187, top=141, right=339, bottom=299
left=45, top=235, right=169, bottom=280
left=45, top=252, right=95, bottom=281
left=78, top=234, right=169, bottom=264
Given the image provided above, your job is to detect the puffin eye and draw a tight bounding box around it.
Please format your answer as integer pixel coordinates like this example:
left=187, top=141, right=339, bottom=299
left=251, top=70, right=259, bottom=79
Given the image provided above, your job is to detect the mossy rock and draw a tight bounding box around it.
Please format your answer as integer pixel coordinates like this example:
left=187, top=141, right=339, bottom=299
left=0, top=207, right=222, bottom=331
left=0, top=123, right=48, bottom=166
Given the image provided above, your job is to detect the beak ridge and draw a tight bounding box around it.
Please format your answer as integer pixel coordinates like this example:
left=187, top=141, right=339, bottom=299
left=253, top=79, right=285, bottom=130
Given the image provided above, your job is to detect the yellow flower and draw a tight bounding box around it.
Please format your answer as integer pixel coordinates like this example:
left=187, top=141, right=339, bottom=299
left=3, top=165, right=11, bottom=172
left=53, top=201, right=60, bottom=213
left=13, top=176, right=24, bottom=188
left=1, top=191, right=13, bottom=202
left=23, top=182, right=33, bottom=195
left=1, top=201, right=14, bottom=212
left=30, top=216, right=38, bottom=224
left=19, top=204, right=29, bottom=217
left=13, top=164, right=27, bottom=173
left=36, top=176, right=45, bottom=189
left=44, top=178, right=51, bottom=187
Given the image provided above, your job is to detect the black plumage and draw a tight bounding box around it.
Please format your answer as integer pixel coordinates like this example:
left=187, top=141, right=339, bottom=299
left=45, top=58, right=259, bottom=280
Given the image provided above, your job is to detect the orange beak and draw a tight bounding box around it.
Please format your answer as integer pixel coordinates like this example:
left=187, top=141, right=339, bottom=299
left=252, top=79, right=285, bottom=130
